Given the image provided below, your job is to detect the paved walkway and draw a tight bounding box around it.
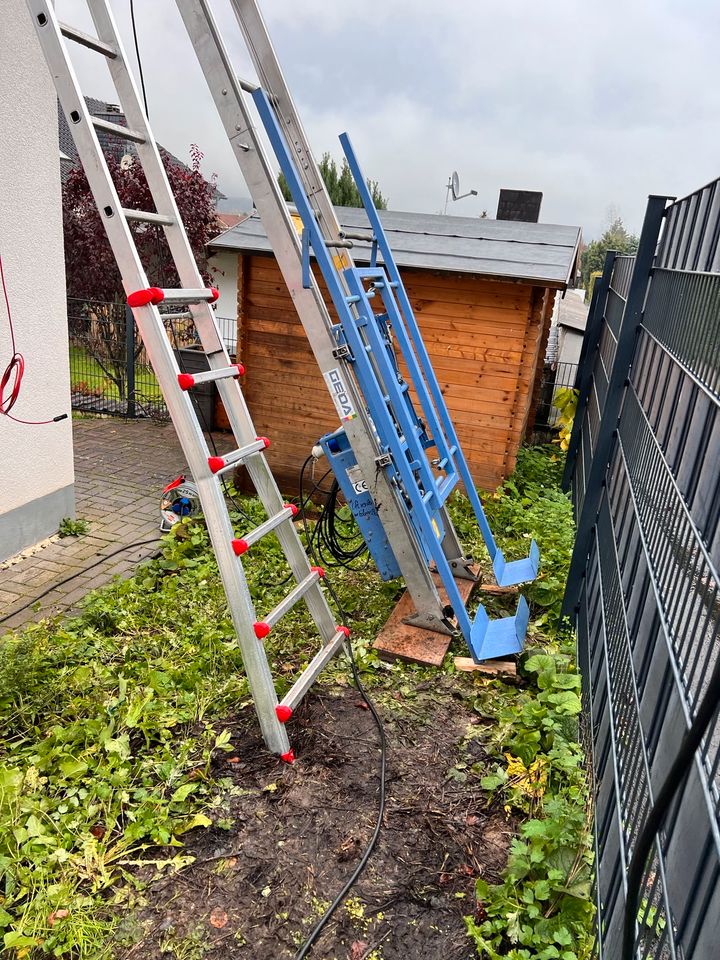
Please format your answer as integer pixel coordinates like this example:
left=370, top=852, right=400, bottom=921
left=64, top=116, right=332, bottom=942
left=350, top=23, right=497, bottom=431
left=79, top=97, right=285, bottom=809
left=0, top=417, right=191, bottom=633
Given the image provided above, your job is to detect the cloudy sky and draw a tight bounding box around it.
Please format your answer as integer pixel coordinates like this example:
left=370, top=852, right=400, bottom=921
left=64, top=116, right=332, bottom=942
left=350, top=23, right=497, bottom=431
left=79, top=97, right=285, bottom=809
left=58, top=0, right=720, bottom=240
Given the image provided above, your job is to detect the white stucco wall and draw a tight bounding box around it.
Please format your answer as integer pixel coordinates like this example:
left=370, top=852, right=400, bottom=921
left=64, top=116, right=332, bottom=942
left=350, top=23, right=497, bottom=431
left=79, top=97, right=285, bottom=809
left=0, top=7, right=75, bottom=561
left=209, top=250, right=239, bottom=353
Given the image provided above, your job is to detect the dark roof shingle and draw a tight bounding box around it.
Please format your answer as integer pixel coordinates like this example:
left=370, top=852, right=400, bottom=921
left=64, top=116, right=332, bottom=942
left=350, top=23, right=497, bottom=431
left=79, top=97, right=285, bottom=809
left=210, top=206, right=581, bottom=287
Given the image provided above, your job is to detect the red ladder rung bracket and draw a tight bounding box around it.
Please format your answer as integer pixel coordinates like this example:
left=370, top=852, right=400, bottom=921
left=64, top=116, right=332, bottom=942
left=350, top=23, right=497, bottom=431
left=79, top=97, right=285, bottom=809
left=177, top=373, right=195, bottom=390
left=276, top=704, right=293, bottom=723
left=254, top=621, right=271, bottom=639
left=280, top=748, right=296, bottom=764
left=127, top=286, right=164, bottom=307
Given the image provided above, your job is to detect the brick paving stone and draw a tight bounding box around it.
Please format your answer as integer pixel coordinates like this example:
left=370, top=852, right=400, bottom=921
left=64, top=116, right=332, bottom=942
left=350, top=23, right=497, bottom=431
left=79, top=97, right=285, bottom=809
left=0, top=418, right=188, bottom=630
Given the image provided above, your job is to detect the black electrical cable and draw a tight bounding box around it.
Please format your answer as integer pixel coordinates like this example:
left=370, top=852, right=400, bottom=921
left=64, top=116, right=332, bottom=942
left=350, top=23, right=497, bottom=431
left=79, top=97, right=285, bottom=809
left=294, top=637, right=386, bottom=960
left=298, top=455, right=369, bottom=571
left=294, top=460, right=387, bottom=960
left=622, top=654, right=720, bottom=958
left=0, top=537, right=160, bottom=626
left=129, top=0, right=149, bottom=118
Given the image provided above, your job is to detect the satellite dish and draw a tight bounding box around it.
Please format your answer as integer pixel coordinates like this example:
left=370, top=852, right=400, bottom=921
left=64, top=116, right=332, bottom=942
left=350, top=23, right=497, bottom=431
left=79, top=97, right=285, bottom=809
left=451, top=171, right=460, bottom=201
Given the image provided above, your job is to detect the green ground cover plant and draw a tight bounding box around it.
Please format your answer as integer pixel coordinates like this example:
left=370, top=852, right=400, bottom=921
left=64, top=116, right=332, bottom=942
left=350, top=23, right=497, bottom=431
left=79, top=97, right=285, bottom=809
left=0, top=446, right=592, bottom=958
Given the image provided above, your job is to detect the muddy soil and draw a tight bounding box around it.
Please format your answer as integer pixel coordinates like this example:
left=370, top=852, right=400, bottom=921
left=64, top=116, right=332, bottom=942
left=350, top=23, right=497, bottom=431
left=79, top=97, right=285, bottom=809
left=123, top=683, right=513, bottom=960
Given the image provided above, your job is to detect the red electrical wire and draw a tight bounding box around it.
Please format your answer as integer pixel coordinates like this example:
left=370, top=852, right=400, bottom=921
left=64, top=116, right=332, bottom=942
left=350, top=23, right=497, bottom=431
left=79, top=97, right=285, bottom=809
left=0, top=254, right=66, bottom=426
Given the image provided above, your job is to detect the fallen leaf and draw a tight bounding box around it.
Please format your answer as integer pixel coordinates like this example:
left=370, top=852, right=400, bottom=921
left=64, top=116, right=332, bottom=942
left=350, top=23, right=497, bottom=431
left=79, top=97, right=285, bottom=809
left=465, top=815, right=480, bottom=827
left=350, top=941, right=369, bottom=960
left=48, top=909, right=69, bottom=927
left=227, top=756, right=241, bottom=764
left=209, top=907, right=228, bottom=928
left=89, top=824, right=106, bottom=839
left=354, top=701, right=369, bottom=711
left=261, top=885, right=271, bottom=898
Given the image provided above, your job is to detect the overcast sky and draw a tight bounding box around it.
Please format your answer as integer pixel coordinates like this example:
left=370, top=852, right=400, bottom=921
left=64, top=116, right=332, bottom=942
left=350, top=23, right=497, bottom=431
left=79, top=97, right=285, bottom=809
left=58, top=0, right=720, bottom=240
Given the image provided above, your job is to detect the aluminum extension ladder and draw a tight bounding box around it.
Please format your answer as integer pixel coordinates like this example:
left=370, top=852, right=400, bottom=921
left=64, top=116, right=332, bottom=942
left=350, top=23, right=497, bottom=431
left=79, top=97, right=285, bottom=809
left=27, top=0, right=351, bottom=758
left=173, top=0, right=539, bottom=661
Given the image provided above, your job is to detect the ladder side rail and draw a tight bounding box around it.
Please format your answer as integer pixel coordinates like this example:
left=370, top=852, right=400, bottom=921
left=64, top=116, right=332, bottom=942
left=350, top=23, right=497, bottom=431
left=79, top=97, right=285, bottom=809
left=340, top=133, right=540, bottom=579
left=86, top=0, right=339, bottom=643
left=29, top=0, right=290, bottom=754
left=238, top=441, right=338, bottom=641
left=174, top=0, right=452, bottom=634
left=86, top=0, right=226, bottom=360
left=230, top=0, right=346, bottom=248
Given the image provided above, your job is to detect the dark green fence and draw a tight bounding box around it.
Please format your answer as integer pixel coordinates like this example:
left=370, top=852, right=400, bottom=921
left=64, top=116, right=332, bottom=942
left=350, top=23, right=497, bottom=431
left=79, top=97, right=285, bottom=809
left=67, top=297, right=237, bottom=420
left=563, top=184, right=720, bottom=958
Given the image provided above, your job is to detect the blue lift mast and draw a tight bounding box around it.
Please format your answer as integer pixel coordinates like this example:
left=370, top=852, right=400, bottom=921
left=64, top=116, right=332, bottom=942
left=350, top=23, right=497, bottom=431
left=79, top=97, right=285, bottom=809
left=252, top=89, right=539, bottom=660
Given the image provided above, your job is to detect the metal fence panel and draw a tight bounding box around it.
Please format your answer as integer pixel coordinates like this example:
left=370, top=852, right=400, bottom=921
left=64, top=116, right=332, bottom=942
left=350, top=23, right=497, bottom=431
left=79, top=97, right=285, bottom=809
left=563, top=182, right=720, bottom=959
left=66, top=297, right=237, bottom=420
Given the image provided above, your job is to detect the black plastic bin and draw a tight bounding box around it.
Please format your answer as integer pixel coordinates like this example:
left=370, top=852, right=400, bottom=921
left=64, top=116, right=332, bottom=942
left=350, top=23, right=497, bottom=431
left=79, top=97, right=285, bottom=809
left=174, top=347, right=215, bottom=430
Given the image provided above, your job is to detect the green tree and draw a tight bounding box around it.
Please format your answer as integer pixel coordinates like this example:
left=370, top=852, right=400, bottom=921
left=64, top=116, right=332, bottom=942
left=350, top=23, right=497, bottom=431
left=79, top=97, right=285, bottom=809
left=580, top=216, right=639, bottom=290
left=278, top=152, right=388, bottom=209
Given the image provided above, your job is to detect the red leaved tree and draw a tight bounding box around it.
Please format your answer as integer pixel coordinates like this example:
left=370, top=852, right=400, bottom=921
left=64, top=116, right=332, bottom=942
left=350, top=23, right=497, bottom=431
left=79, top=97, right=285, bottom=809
left=63, top=144, right=219, bottom=400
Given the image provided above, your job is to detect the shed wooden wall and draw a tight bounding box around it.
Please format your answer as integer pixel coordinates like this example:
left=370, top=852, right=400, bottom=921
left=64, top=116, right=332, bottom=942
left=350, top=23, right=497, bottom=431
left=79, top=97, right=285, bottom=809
left=228, top=253, right=553, bottom=493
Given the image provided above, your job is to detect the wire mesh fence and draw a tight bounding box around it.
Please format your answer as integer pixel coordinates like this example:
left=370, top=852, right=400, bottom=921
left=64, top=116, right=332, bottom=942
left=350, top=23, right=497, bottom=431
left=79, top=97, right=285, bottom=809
left=67, top=297, right=237, bottom=420
left=563, top=186, right=720, bottom=959
left=535, top=360, right=579, bottom=428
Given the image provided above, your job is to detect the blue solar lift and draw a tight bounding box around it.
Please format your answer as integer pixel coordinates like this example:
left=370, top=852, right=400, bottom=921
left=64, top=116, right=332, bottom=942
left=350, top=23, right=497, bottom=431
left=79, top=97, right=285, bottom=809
left=252, top=89, right=539, bottom=661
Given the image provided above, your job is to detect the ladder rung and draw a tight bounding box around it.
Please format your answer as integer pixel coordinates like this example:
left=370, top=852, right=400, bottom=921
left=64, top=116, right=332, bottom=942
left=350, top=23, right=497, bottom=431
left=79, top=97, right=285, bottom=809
left=178, top=363, right=245, bottom=390
left=231, top=503, right=298, bottom=555
left=122, top=208, right=175, bottom=226
left=161, top=311, right=193, bottom=320
left=127, top=286, right=219, bottom=307
left=253, top=568, right=326, bottom=638
left=159, top=287, right=219, bottom=303
left=207, top=437, right=270, bottom=475
left=58, top=21, right=117, bottom=58
left=276, top=626, right=351, bottom=717
left=92, top=116, right=145, bottom=144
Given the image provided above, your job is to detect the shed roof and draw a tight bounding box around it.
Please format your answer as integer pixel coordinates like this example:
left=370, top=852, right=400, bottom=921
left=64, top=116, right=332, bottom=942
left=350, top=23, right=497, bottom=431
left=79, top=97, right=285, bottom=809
left=209, top=206, right=581, bottom=288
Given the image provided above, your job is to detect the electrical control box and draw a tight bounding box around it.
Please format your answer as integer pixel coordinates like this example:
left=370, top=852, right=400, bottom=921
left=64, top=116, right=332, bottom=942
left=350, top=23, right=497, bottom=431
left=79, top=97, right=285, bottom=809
left=318, top=427, right=402, bottom=580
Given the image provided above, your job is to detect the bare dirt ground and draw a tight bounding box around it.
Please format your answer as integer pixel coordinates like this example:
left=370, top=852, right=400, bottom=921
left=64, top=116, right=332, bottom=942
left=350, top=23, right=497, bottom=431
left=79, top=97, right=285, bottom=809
left=123, top=683, right=513, bottom=960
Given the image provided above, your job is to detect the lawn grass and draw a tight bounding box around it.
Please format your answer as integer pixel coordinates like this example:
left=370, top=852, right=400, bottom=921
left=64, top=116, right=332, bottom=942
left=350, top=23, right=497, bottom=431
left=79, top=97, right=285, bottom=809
left=68, top=345, right=163, bottom=403
left=0, top=446, right=593, bottom=959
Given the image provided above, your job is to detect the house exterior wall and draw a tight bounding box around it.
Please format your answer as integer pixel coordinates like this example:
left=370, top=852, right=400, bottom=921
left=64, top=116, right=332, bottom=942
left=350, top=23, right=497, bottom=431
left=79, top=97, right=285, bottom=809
left=209, top=249, right=239, bottom=352
left=0, top=9, right=75, bottom=562
left=222, top=252, right=551, bottom=493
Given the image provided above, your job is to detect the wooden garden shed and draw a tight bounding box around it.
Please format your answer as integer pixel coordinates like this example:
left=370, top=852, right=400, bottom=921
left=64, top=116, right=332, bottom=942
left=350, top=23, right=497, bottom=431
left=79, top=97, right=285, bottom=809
left=208, top=207, right=580, bottom=492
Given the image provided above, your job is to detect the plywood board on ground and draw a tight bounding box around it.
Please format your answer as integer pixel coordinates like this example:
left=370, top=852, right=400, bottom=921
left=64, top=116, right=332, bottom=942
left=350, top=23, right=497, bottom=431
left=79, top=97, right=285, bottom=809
left=373, top=573, right=477, bottom=667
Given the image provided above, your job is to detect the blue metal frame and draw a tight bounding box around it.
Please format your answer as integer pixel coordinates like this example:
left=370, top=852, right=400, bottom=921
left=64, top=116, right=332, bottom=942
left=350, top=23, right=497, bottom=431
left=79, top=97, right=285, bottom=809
left=253, top=87, right=535, bottom=660
left=338, top=133, right=539, bottom=588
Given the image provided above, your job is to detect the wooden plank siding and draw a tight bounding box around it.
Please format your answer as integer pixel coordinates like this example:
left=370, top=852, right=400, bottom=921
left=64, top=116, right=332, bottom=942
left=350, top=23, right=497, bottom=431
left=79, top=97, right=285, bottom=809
left=225, top=253, right=552, bottom=492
